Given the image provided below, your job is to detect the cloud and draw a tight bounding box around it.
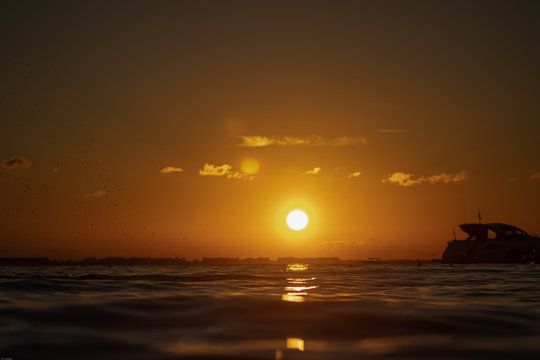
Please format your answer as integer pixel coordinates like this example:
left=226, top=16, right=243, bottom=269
left=160, top=166, right=184, bottom=174
left=226, top=171, right=253, bottom=180
left=235, top=135, right=368, bottom=147
left=199, top=164, right=232, bottom=176
left=530, top=171, right=540, bottom=180
left=198, top=163, right=253, bottom=180
left=324, top=137, right=368, bottom=146
left=0, top=156, right=32, bottom=170
left=305, top=167, right=321, bottom=175
left=319, top=239, right=366, bottom=247
left=52, top=168, right=59, bottom=173
left=77, top=190, right=107, bottom=198
left=377, top=128, right=407, bottom=134
left=319, top=240, right=353, bottom=247
left=422, top=171, right=468, bottom=184
left=383, top=172, right=423, bottom=186
left=383, top=171, right=468, bottom=186
left=347, top=171, right=362, bottom=179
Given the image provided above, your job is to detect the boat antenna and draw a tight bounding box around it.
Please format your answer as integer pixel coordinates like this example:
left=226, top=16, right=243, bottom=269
left=478, top=212, right=482, bottom=223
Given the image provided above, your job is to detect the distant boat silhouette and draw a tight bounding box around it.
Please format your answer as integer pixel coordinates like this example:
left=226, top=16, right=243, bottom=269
left=442, top=223, right=540, bottom=263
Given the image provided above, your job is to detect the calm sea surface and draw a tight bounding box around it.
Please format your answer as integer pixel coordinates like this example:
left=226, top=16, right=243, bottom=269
left=1, top=263, right=540, bottom=359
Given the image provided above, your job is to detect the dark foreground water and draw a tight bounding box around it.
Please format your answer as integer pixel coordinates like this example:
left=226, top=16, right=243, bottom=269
left=1, top=263, right=540, bottom=359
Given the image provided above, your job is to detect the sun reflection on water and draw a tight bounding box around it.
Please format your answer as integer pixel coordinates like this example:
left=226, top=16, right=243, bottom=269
left=286, top=337, right=305, bottom=351
left=278, top=264, right=314, bottom=356
left=286, top=263, right=308, bottom=271
left=281, top=264, right=318, bottom=303
left=281, top=293, right=305, bottom=302
left=284, top=285, right=318, bottom=292
left=275, top=338, right=305, bottom=359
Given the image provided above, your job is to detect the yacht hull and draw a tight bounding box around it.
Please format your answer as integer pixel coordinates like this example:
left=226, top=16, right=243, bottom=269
left=441, top=223, right=540, bottom=264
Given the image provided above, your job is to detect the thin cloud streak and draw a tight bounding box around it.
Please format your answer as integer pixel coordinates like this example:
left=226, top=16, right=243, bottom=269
left=305, top=167, right=322, bottom=175
left=235, top=135, right=368, bottom=147
left=423, top=171, right=468, bottom=184
left=377, top=128, right=407, bottom=134
left=383, top=171, right=468, bottom=186
left=530, top=171, right=540, bottom=180
left=76, top=190, right=107, bottom=198
left=160, top=166, right=184, bottom=174
left=347, top=171, right=362, bottom=179
left=0, top=156, right=32, bottom=170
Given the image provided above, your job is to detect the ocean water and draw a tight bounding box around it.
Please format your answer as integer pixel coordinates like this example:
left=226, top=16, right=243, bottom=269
left=1, top=263, right=540, bottom=359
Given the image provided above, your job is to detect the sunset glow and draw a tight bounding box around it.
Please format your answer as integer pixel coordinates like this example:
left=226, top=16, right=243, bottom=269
left=0, top=1, right=538, bottom=262
left=2, top=3, right=540, bottom=359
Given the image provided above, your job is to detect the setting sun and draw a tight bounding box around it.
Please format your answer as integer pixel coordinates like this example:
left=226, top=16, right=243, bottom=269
left=286, top=210, right=309, bottom=231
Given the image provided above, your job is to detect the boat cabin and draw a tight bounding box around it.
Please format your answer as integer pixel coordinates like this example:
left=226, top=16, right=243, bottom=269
left=459, top=223, right=529, bottom=241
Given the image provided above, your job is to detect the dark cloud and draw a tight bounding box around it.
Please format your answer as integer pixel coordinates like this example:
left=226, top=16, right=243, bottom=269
left=0, top=156, right=32, bottom=170
left=530, top=171, right=540, bottom=180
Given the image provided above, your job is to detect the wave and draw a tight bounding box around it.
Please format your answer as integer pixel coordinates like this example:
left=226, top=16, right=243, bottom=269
left=2, top=264, right=540, bottom=359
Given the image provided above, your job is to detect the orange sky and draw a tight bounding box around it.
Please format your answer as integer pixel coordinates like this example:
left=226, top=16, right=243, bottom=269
left=1, top=1, right=539, bottom=260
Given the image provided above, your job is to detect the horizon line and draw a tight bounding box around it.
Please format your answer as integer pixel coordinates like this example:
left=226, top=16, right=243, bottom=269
left=0, top=256, right=434, bottom=265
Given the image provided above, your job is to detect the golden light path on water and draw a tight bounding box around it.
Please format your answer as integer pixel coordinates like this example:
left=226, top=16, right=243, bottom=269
left=286, top=263, right=309, bottom=272
left=281, top=263, right=314, bottom=303
left=276, top=263, right=314, bottom=358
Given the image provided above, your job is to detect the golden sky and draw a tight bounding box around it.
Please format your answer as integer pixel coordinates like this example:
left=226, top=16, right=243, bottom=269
left=1, top=1, right=539, bottom=260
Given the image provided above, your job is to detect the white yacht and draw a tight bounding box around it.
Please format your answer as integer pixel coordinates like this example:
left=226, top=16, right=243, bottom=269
left=442, top=223, right=540, bottom=263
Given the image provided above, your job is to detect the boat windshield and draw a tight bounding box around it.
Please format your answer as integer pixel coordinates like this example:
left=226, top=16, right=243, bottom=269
left=491, top=229, right=528, bottom=240
left=460, top=223, right=530, bottom=241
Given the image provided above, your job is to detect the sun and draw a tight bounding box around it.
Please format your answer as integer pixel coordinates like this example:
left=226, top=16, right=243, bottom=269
left=286, top=209, right=309, bottom=231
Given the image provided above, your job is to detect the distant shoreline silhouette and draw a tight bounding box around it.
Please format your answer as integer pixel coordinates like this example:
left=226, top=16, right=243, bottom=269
left=0, top=257, right=430, bottom=266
